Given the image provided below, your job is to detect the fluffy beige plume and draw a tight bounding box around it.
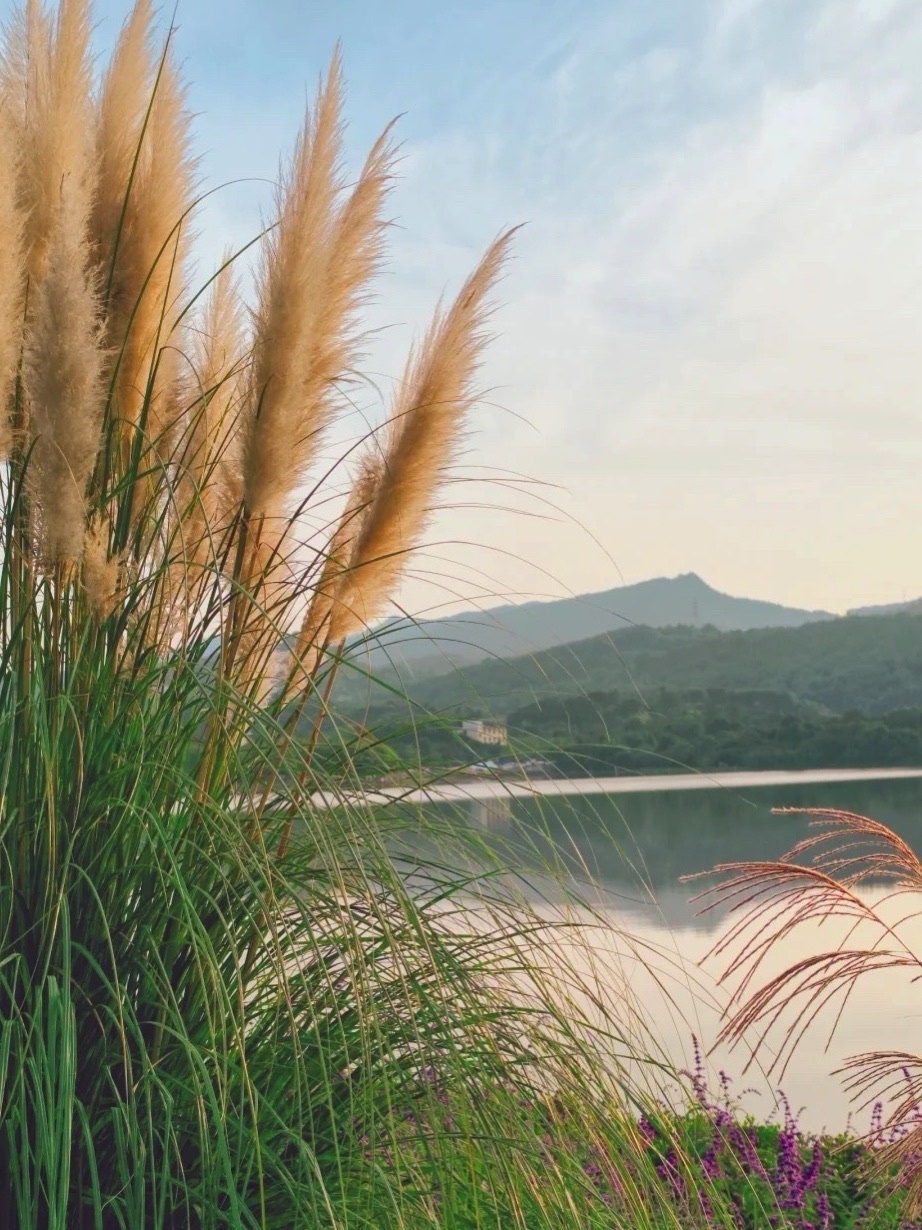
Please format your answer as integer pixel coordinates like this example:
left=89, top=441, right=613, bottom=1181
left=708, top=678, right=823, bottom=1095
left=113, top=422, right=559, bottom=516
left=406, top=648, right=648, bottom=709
left=329, top=230, right=515, bottom=641
left=97, top=33, right=194, bottom=457
left=0, top=0, right=49, bottom=131
left=241, top=52, right=396, bottom=534
left=14, top=0, right=102, bottom=562
left=0, top=104, right=26, bottom=455
left=24, top=199, right=104, bottom=562
left=82, top=516, right=123, bottom=619
left=179, top=261, right=246, bottom=571
left=241, top=53, right=344, bottom=528
left=282, top=456, right=381, bottom=695
left=12, top=0, right=94, bottom=285
left=91, top=0, right=154, bottom=284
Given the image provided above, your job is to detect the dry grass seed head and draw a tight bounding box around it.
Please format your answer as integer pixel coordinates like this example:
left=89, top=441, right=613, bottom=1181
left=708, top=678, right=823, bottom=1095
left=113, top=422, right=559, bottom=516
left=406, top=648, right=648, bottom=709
left=18, top=0, right=101, bottom=563
left=0, top=103, right=26, bottom=454
left=99, top=35, right=194, bottom=460
left=242, top=53, right=345, bottom=526
left=15, top=0, right=94, bottom=285
left=24, top=198, right=104, bottom=562
left=283, top=454, right=382, bottom=694
left=242, top=53, right=396, bottom=535
left=177, top=260, right=247, bottom=573
left=0, top=0, right=48, bottom=127
left=92, top=0, right=154, bottom=281
left=329, top=229, right=515, bottom=640
left=82, top=514, right=124, bottom=619
left=232, top=523, right=303, bottom=700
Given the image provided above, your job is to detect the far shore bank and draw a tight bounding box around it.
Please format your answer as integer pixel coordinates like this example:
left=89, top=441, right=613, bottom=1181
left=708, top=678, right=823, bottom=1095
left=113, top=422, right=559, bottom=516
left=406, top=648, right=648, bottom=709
left=312, top=765, right=922, bottom=808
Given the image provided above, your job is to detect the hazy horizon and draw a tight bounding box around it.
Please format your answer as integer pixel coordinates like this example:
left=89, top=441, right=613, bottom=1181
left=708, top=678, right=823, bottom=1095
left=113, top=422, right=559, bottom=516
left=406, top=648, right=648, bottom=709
left=84, top=0, right=922, bottom=619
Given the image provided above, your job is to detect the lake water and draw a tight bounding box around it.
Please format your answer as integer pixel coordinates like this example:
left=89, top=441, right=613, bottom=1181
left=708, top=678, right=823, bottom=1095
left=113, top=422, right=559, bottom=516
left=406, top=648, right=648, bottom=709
left=428, top=774, right=922, bottom=1134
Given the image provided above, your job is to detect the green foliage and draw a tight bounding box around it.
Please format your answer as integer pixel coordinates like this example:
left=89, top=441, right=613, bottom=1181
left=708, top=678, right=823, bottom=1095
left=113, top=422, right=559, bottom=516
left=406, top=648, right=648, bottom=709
left=506, top=688, right=922, bottom=775
left=360, top=615, right=922, bottom=719
left=647, top=1109, right=912, bottom=1229
left=0, top=479, right=700, bottom=1229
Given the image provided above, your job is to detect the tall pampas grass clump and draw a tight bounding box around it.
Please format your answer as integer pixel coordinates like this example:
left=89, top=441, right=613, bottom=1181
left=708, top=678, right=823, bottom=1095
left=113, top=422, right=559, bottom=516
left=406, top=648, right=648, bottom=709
left=0, top=3, right=703, bottom=1228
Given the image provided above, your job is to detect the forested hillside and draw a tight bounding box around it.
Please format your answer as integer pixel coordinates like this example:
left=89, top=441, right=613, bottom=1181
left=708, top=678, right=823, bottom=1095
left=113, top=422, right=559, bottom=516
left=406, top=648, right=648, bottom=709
left=507, top=688, right=922, bottom=775
left=371, top=612, right=922, bottom=717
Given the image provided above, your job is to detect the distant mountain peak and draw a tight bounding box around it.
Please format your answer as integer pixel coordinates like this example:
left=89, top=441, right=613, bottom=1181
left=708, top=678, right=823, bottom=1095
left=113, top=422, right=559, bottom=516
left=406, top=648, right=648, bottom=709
left=358, top=572, right=836, bottom=679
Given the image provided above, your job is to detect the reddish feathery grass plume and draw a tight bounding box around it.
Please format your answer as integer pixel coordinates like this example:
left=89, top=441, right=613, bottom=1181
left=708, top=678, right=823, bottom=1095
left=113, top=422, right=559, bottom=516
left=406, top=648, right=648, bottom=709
left=689, top=808, right=922, bottom=1208
left=329, top=228, right=516, bottom=641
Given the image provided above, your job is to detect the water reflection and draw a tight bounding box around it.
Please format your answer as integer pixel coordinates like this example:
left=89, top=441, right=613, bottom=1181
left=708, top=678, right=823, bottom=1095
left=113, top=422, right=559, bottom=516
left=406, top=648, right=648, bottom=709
left=429, top=776, right=922, bottom=1130
left=451, top=776, right=922, bottom=930
left=468, top=795, right=513, bottom=827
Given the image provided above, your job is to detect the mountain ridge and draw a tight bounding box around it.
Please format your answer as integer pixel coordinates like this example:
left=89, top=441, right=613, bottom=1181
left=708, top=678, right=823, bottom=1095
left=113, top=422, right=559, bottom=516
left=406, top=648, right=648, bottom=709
left=373, top=611, right=922, bottom=719
left=359, top=572, right=835, bottom=677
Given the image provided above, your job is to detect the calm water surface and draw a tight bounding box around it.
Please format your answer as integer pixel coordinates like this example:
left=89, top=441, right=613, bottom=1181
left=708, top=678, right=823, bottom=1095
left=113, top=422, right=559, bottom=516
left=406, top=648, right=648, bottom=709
left=430, top=776, right=922, bottom=1133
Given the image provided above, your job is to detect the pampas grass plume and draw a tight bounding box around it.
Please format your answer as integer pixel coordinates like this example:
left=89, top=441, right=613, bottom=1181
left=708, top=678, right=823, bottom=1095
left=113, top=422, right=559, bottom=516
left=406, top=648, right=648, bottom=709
left=0, top=104, right=26, bottom=454
left=241, top=53, right=345, bottom=528
left=180, top=260, right=246, bottom=570
left=0, top=0, right=49, bottom=129
left=242, top=52, right=396, bottom=533
left=100, top=31, right=194, bottom=453
left=329, top=229, right=515, bottom=640
left=284, top=455, right=381, bottom=693
left=15, top=0, right=94, bottom=284
left=1, top=0, right=515, bottom=702
left=82, top=515, right=123, bottom=618
left=92, top=0, right=154, bottom=281
left=17, top=0, right=101, bottom=562
left=25, top=203, right=104, bottom=562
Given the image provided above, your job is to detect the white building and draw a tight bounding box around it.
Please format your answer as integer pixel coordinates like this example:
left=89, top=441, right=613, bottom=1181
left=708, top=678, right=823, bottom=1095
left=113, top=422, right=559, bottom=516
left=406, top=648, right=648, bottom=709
left=460, top=719, right=507, bottom=746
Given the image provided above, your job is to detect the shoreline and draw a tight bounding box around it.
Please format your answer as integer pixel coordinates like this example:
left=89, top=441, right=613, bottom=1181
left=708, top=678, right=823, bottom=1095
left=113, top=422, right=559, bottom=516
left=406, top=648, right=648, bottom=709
left=313, top=765, right=922, bottom=808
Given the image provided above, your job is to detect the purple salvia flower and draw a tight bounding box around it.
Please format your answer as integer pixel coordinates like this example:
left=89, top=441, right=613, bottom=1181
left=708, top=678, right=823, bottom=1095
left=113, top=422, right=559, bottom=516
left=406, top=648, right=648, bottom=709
left=815, top=1192, right=831, bottom=1230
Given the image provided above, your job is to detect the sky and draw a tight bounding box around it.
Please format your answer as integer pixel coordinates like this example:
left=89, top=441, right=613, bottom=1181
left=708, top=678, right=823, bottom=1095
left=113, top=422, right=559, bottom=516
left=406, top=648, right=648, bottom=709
left=82, top=0, right=922, bottom=617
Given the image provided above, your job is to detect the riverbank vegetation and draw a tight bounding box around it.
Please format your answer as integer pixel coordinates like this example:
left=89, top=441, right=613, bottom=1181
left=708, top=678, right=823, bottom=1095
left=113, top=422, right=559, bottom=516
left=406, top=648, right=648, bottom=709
left=341, top=687, right=922, bottom=779
left=511, top=689, right=922, bottom=776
